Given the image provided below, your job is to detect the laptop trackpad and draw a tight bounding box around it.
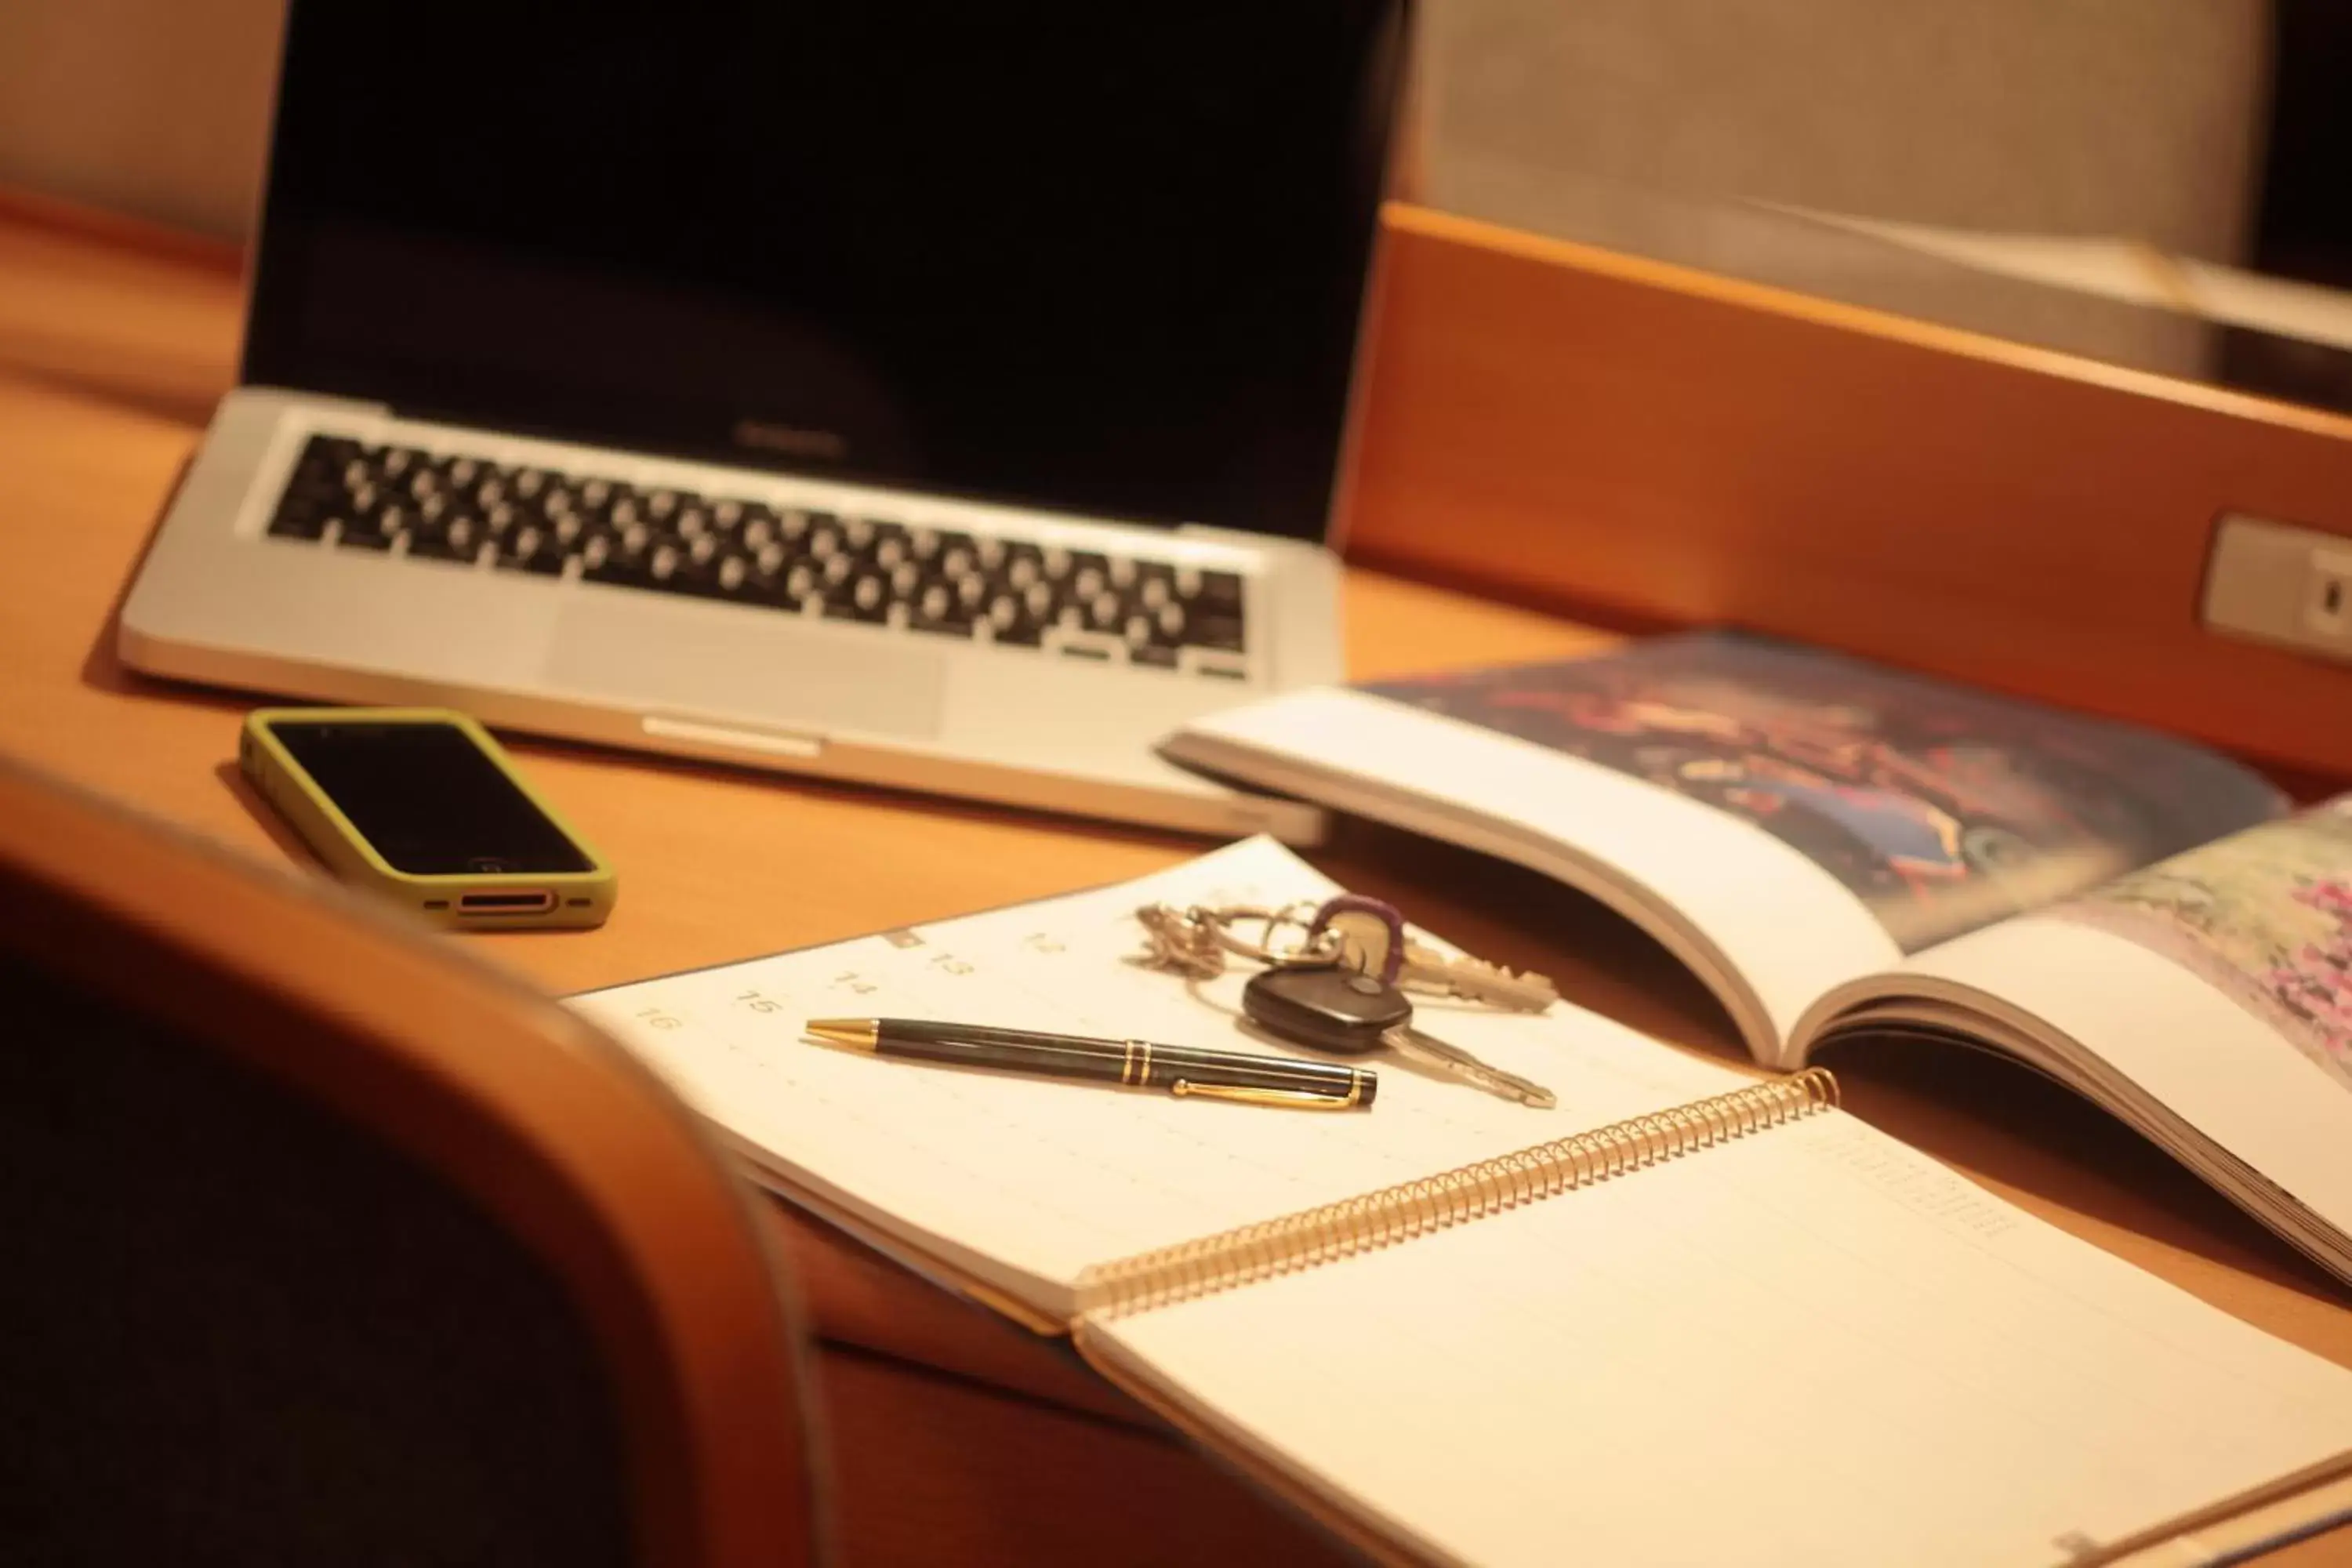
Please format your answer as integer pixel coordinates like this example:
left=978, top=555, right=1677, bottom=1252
left=543, top=598, right=945, bottom=740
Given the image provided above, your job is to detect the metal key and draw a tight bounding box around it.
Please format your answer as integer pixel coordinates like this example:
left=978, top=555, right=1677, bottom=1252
left=1393, top=939, right=1559, bottom=1013
left=1308, top=895, right=1559, bottom=1012
left=1240, top=964, right=1558, bottom=1109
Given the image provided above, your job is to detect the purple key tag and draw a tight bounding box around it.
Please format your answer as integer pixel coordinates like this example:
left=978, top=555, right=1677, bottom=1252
left=1307, top=895, right=1408, bottom=987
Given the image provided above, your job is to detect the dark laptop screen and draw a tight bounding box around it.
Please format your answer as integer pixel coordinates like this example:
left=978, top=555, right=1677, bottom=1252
left=244, top=2, right=1406, bottom=542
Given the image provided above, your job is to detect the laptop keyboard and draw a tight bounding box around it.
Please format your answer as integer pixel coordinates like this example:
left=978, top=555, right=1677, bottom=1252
left=263, top=435, right=1250, bottom=671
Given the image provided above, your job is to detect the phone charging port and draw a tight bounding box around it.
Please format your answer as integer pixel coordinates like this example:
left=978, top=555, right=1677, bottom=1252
left=459, top=890, right=556, bottom=914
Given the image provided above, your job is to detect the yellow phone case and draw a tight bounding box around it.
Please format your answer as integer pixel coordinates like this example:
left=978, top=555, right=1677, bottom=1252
left=240, top=707, right=616, bottom=930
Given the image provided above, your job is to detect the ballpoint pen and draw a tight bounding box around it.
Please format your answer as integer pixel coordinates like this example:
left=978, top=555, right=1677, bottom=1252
left=804, top=1017, right=1376, bottom=1110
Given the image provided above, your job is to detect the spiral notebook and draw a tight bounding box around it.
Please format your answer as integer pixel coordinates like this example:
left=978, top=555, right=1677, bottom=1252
left=575, top=838, right=2352, bottom=1568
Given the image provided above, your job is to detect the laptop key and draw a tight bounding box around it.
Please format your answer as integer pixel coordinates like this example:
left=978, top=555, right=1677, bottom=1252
left=1179, top=572, right=1247, bottom=652
left=1192, top=569, right=1244, bottom=609
left=711, top=552, right=753, bottom=596
left=548, top=509, right=592, bottom=550
left=336, top=500, right=392, bottom=541
left=494, top=524, right=564, bottom=575
left=268, top=499, right=329, bottom=540
left=822, top=571, right=891, bottom=623
left=908, top=580, right=976, bottom=637
left=405, top=530, right=474, bottom=564
left=1185, top=612, right=1247, bottom=654
left=283, top=473, right=343, bottom=514
left=869, top=520, right=911, bottom=570
left=297, top=432, right=356, bottom=466
left=583, top=539, right=656, bottom=588
left=984, top=593, right=1042, bottom=646
left=660, top=542, right=731, bottom=600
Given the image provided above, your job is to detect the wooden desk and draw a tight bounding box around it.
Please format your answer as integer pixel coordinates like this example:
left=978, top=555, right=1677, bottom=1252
left=8, top=195, right=2351, bottom=1565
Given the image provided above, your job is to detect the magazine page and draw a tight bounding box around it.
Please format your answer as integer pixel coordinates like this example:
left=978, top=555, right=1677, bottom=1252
left=1175, top=633, right=2281, bottom=1064
left=1800, top=801, right=2352, bottom=1272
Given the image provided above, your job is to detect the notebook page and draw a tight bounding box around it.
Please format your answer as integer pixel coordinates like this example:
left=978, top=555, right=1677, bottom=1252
left=1088, top=1106, right=2352, bottom=1567
left=575, top=837, right=1764, bottom=1316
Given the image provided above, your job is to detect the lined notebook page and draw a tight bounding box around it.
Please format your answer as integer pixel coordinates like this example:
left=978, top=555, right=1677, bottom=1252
left=1087, top=1108, right=2352, bottom=1568
left=575, top=837, right=1765, bottom=1315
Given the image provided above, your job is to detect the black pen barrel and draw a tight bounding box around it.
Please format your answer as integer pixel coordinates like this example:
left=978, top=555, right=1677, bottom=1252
left=870, top=1019, right=1367, bottom=1102
left=1128, top=1040, right=1361, bottom=1098
left=877, top=1029, right=1130, bottom=1085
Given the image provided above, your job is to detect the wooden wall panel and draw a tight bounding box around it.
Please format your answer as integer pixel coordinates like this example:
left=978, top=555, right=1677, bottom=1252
left=1344, top=203, right=2352, bottom=782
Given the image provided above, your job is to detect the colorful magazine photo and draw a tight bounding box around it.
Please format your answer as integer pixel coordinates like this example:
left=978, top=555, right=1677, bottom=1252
left=1363, top=633, right=2283, bottom=953
left=2057, top=801, right=2352, bottom=1092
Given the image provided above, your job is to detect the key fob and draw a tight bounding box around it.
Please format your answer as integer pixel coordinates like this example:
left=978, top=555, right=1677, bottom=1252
left=1242, top=964, right=1412, bottom=1056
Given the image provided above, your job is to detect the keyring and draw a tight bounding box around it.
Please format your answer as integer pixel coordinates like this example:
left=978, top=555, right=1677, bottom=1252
left=1134, top=902, right=1344, bottom=978
left=1208, top=902, right=1344, bottom=967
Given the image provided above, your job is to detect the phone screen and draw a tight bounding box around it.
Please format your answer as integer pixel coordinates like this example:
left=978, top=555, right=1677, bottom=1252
left=267, top=720, right=593, bottom=877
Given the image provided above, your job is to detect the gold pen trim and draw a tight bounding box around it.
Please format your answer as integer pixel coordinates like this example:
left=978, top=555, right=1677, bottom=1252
left=806, top=1018, right=880, bottom=1052
left=1170, top=1071, right=1367, bottom=1111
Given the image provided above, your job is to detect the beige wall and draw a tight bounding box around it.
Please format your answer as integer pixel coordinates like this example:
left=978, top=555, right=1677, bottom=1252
left=1417, top=0, right=2272, bottom=378
left=0, top=0, right=2269, bottom=257
left=1423, top=0, right=2272, bottom=261
left=0, top=0, right=2277, bottom=385
left=0, top=0, right=285, bottom=239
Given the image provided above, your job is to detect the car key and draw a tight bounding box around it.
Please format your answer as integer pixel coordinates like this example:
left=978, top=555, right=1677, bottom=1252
left=1241, top=964, right=1558, bottom=1109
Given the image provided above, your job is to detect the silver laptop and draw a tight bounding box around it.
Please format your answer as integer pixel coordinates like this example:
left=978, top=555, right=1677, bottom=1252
left=122, top=2, right=1409, bottom=840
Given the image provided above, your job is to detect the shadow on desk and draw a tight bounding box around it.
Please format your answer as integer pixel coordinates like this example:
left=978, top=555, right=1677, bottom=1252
left=1317, top=818, right=2351, bottom=1311
left=1822, top=1038, right=2350, bottom=1307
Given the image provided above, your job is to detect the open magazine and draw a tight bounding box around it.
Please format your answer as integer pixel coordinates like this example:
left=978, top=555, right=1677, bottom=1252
left=1163, top=632, right=2352, bottom=1285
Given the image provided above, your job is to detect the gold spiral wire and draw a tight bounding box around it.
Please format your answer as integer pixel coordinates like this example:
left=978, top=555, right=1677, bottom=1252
left=1076, top=1069, right=1838, bottom=1319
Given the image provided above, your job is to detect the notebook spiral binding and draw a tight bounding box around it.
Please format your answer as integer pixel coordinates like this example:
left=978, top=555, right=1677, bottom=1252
left=1076, top=1069, right=1840, bottom=1319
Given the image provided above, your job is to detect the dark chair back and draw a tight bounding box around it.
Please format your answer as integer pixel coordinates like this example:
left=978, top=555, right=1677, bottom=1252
left=0, top=759, right=822, bottom=1566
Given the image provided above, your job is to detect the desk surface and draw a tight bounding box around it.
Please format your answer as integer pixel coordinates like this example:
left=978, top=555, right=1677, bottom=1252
left=9, top=194, right=2352, bottom=1560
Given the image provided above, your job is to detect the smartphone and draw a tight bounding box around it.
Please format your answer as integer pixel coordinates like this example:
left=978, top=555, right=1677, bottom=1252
left=240, top=708, right=615, bottom=930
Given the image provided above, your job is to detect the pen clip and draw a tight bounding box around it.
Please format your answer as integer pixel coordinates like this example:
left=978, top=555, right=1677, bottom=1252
left=1169, top=1076, right=1367, bottom=1111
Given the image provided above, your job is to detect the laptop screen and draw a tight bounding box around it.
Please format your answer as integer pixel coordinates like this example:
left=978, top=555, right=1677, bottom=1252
left=244, top=2, right=1406, bottom=543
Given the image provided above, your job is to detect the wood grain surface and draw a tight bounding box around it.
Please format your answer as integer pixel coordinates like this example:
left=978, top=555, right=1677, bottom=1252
left=7, top=194, right=2349, bottom=1563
